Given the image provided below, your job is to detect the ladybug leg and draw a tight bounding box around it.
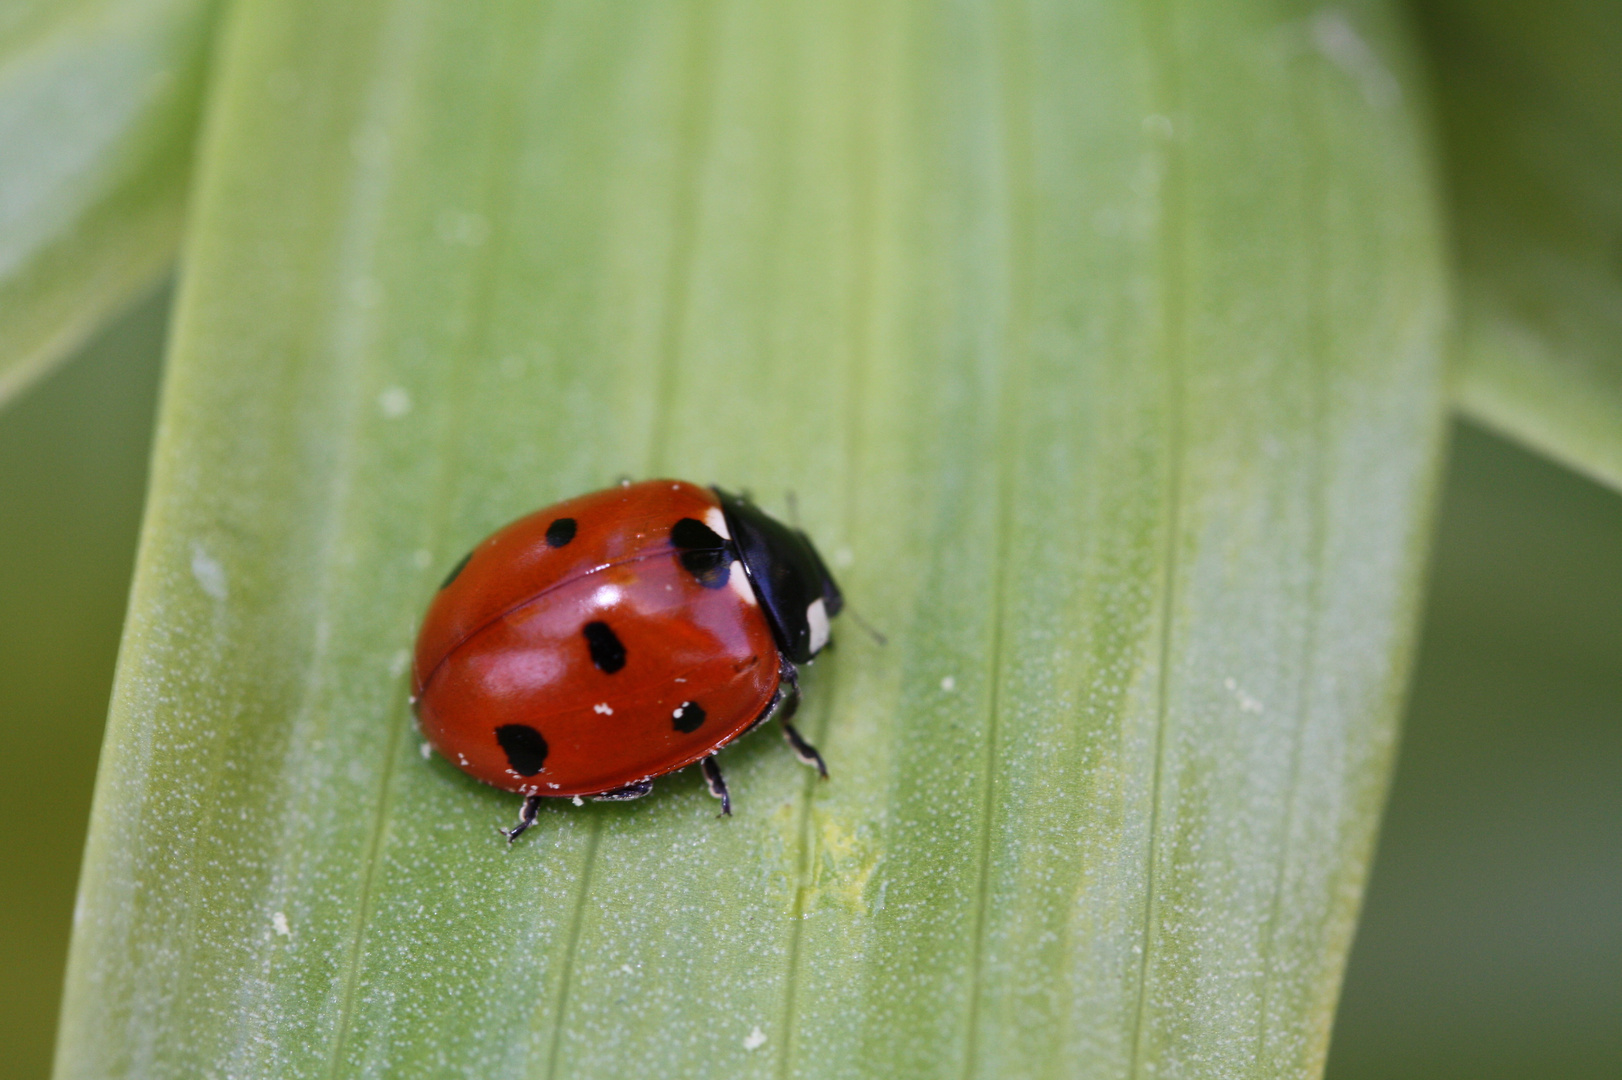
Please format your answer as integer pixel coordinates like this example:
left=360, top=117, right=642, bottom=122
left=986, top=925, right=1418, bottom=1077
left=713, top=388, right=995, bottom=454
left=501, top=795, right=545, bottom=844
left=591, top=779, right=655, bottom=802
left=774, top=662, right=829, bottom=779
left=782, top=722, right=828, bottom=779
left=701, top=755, right=732, bottom=816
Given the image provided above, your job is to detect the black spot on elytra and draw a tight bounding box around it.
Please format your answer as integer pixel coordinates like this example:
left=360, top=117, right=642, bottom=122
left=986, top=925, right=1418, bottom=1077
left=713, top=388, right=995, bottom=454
left=439, top=549, right=473, bottom=590
left=671, top=517, right=724, bottom=550
left=496, top=724, right=549, bottom=775
left=670, top=517, right=730, bottom=589
left=582, top=621, right=626, bottom=673
left=672, top=701, right=706, bottom=734
left=545, top=517, right=576, bottom=547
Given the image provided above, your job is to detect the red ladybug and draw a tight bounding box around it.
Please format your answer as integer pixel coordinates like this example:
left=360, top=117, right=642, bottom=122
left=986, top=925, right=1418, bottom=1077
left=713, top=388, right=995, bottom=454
left=411, top=479, right=841, bottom=841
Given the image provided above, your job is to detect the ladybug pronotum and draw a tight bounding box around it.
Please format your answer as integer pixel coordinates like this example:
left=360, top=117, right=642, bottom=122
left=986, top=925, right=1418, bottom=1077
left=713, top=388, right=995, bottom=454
left=411, top=479, right=842, bottom=841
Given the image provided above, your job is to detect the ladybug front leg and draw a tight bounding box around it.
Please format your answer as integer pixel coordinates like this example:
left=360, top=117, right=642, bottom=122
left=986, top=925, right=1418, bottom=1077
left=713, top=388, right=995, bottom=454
left=775, top=663, right=828, bottom=779
left=782, top=723, right=827, bottom=779
left=701, top=755, right=731, bottom=816
left=502, top=795, right=545, bottom=844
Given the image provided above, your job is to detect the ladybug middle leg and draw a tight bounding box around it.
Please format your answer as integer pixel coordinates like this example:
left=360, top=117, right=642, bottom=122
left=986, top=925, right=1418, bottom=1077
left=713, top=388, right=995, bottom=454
left=502, top=795, right=545, bottom=844
left=701, top=755, right=731, bottom=816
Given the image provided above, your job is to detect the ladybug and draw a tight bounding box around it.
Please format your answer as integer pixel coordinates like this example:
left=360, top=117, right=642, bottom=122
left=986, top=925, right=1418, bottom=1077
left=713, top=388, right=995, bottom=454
left=411, top=479, right=842, bottom=841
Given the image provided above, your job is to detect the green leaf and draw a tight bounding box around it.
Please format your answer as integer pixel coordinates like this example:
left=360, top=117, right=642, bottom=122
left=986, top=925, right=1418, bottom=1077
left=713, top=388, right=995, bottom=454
left=0, top=0, right=217, bottom=407
left=59, top=2, right=1447, bottom=1077
left=1418, top=0, right=1622, bottom=491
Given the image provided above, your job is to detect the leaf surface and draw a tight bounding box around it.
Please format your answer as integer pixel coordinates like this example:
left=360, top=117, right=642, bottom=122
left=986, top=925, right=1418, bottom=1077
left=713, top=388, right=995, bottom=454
left=0, top=0, right=216, bottom=406
left=1418, top=0, right=1622, bottom=491
left=59, top=2, right=1447, bottom=1077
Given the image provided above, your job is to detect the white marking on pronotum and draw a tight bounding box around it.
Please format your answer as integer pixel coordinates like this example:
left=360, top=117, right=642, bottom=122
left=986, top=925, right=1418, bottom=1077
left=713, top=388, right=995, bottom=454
left=704, top=506, right=730, bottom=539
left=272, top=912, right=291, bottom=937
left=190, top=543, right=228, bottom=601
left=806, top=598, right=830, bottom=653
left=743, top=1027, right=767, bottom=1051
left=594, top=703, right=613, bottom=715
left=729, top=562, right=758, bottom=606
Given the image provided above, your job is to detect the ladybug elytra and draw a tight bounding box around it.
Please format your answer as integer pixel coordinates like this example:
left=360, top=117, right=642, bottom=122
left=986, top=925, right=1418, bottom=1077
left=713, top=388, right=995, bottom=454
left=411, top=479, right=842, bottom=841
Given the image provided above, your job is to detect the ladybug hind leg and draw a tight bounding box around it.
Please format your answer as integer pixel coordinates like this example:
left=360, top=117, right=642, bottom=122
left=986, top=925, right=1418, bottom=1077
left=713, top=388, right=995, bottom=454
left=701, top=755, right=731, bottom=816
left=502, top=795, right=545, bottom=844
left=592, top=779, right=655, bottom=802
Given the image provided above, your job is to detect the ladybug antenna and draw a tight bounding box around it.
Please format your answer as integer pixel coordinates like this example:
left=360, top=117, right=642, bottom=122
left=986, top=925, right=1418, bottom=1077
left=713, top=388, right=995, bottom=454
left=842, top=603, right=888, bottom=647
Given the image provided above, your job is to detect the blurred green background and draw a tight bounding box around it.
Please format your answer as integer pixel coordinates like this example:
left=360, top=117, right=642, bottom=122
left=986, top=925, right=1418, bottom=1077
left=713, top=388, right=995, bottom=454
left=3, top=294, right=1619, bottom=1079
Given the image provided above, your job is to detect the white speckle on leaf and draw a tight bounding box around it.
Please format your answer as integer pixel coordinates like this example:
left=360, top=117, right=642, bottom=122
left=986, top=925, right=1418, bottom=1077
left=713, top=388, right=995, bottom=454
left=412, top=548, right=432, bottom=569
left=190, top=543, right=228, bottom=601
left=833, top=547, right=854, bottom=568
left=1143, top=113, right=1174, bottom=138
left=1312, top=8, right=1400, bottom=107
left=1223, top=676, right=1265, bottom=714
left=436, top=208, right=490, bottom=247
left=389, top=649, right=410, bottom=677
left=743, top=1027, right=767, bottom=1051
left=420, top=742, right=432, bottom=760
left=379, top=386, right=412, bottom=418
left=572, top=796, right=584, bottom=807
left=940, top=675, right=956, bottom=692
left=272, top=912, right=290, bottom=937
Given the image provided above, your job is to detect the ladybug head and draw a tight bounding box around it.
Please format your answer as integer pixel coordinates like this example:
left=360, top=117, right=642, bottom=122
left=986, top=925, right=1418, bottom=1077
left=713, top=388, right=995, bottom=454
left=713, top=487, right=843, bottom=665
